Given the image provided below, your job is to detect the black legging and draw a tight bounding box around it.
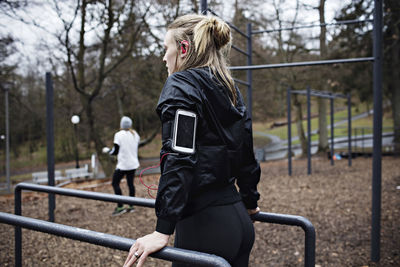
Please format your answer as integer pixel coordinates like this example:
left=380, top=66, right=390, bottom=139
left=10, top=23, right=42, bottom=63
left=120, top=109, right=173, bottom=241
left=173, top=201, right=255, bottom=267
left=111, top=169, right=136, bottom=208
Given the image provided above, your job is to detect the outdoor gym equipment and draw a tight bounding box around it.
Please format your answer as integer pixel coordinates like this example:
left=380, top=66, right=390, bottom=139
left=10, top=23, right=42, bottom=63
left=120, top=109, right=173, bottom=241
left=200, top=0, right=383, bottom=262
left=11, top=182, right=315, bottom=267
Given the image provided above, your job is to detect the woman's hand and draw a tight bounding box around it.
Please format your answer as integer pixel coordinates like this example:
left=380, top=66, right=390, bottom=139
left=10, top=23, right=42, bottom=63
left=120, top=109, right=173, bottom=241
left=247, top=206, right=260, bottom=215
left=123, top=231, right=170, bottom=267
left=247, top=207, right=260, bottom=222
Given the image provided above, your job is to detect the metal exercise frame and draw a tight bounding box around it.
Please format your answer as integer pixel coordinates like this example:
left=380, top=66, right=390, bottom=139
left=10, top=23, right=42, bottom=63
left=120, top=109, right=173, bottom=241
left=201, top=0, right=383, bottom=261
left=287, top=87, right=351, bottom=175
left=13, top=182, right=315, bottom=267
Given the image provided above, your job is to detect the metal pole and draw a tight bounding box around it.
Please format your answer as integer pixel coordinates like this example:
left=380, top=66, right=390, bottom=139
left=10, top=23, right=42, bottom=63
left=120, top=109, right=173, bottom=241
left=371, top=0, right=383, bottom=262
left=247, top=23, right=253, bottom=118
left=307, top=86, right=311, bottom=175
left=15, top=186, right=22, bottom=267
left=330, top=98, right=334, bottom=166
left=287, top=87, right=292, bottom=176
left=4, top=87, right=10, bottom=193
left=45, top=73, right=55, bottom=222
left=348, top=93, right=352, bottom=166
left=362, top=128, right=365, bottom=155
left=355, top=128, right=358, bottom=152
left=200, top=0, right=207, bottom=14
left=74, top=124, right=80, bottom=168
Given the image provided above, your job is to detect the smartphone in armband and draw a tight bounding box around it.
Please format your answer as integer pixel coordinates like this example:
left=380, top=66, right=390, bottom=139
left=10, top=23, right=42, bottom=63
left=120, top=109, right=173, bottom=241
left=172, top=109, right=197, bottom=154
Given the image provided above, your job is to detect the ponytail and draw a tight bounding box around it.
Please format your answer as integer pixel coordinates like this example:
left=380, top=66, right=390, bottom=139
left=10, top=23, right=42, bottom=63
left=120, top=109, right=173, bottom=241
left=168, top=14, right=237, bottom=105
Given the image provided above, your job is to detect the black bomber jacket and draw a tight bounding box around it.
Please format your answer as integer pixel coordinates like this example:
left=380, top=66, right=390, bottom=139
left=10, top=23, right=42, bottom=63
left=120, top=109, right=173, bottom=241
left=155, top=67, right=261, bottom=235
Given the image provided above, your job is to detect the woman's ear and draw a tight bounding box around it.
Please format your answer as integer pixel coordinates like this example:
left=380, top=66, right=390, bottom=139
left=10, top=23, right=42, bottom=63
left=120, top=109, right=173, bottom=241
left=180, top=40, right=189, bottom=58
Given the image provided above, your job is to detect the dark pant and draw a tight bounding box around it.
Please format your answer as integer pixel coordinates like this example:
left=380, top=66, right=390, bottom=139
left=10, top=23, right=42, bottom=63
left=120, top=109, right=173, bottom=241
left=173, top=201, right=255, bottom=267
left=112, top=169, right=136, bottom=208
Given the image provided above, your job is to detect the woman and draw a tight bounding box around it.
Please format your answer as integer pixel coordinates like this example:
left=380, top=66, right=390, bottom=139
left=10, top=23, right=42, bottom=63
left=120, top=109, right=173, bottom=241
left=124, top=14, right=260, bottom=267
left=109, top=116, right=140, bottom=215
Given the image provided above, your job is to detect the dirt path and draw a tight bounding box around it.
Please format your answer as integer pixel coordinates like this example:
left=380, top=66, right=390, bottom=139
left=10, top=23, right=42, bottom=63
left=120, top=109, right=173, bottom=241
left=0, top=156, right=399, bottom=266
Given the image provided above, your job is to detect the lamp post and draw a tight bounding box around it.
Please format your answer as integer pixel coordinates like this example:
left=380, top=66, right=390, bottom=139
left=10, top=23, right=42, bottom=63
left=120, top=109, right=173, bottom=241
left=2, top=82, right=11, bottom=192
left=71, top=115, right=80, bottom=168
left=0, top=134, right=5, bottom=187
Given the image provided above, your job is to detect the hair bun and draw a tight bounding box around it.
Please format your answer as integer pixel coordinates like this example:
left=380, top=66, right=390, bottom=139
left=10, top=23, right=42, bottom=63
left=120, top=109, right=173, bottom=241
left=208, top=17, right=231, bottom=50
left=193, top=15, right=231, bottom=55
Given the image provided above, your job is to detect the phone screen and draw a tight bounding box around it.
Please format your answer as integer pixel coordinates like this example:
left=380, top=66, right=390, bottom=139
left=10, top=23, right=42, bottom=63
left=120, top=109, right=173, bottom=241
left=176, top=114, right=196, bottom=149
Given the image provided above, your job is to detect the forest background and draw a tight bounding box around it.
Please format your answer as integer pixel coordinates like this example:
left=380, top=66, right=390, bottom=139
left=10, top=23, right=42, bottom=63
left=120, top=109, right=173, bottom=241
left=0, top=0, right=399, bottom=178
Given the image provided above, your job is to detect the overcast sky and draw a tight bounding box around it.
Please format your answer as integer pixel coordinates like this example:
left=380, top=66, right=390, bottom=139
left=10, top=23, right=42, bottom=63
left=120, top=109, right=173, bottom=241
left=0, top=0, right=353, bottom=74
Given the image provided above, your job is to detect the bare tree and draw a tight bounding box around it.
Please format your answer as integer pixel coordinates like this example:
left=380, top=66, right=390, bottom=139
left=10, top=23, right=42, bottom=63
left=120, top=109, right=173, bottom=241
left=272, top=0, right=310, bottom=156
left=58, top=0, right=151, bottom=176
left=384, top=0, right=400, bottom=154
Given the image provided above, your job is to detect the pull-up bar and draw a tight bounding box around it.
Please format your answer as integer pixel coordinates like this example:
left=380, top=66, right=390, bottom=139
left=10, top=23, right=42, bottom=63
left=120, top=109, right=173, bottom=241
left=253, top=19, right=374, bottom=35
left=292, top=89, right=347, bottom=99
left=229, top=57, right=374, bottom=71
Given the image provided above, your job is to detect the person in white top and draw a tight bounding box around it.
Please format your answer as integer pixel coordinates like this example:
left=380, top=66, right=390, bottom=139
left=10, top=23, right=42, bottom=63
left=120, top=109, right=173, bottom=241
left=109, top=116, right=140, bottom=216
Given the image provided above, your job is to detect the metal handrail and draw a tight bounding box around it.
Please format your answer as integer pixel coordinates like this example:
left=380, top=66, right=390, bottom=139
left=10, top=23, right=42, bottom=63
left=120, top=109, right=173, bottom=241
left=0, top=212, right=230, bottom=267
left=15, top=182, right=315, bottom=267
left=251, top=212, right=315, bottom=267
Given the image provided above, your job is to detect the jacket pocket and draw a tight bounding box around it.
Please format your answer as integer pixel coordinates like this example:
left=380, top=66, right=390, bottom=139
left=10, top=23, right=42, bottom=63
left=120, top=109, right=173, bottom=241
left=195, top=145, right=231, bottom=187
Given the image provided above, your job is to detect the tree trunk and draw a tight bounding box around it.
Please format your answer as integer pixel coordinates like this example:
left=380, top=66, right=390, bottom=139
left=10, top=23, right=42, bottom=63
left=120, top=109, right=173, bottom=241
left=84, top=98, right=114, bottom=177
left=386, top=0, right=400, bottom=155
left=388, top=31, right=400, bottom=155
left=392, top=83, right=400, bottom=155
left=294, top=95, right=308, bottom=156
left=318, top=98, right=329, bottom=151
left=115, top=89, right=124, bottom=117
left=317, top=0, right=329, bottom=154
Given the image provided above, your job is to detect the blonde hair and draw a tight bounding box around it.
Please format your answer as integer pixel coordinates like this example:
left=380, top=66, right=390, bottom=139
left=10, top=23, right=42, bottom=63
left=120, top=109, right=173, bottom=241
left=168, top=14, right=237, bottom=105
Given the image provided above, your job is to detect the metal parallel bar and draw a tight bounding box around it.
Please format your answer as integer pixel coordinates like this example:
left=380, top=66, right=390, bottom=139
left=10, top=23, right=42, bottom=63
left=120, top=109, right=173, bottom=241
left=15, top=183, right=156, bottom=208
left=1, top=212, right=230, bottom=267
left=246, top=23, right=253, bottom=118
left=233, top=78, right=250, bottom=87
left=307, top=86, right=311, bottom=175
left=292, top=91, right=342, bottom=99
left=292, top=90, right=347, bottom=99
left=45, top=72, right=55, bottom=223
left=251, top=212, right=315, bottom=267
left=252, top=19, right=374, bottom=34
left=15, top=183, right=22, bottom=267
left=229, top=57, right=374, bottom=71
left=371, top=0, right=383, bottom=262
left=347, top=93, right=352, bottom=166
left=232, top=44, right=250, bottom=56
left=287, top=87, right=292, bottom=176
left=206, top=8, right=249, bottom=38
left=15, top=182, right=315, bottom=267
left=330, top=98, right=334, bottom=166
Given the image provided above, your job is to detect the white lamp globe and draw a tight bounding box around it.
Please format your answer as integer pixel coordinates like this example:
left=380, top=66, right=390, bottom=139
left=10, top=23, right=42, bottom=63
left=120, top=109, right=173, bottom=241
left=71, top=115, right=80, bottom=124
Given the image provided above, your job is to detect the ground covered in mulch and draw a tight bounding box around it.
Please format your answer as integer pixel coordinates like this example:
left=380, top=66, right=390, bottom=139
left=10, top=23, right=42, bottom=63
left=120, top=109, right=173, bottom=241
left=0, top=156, right=399, bottom=266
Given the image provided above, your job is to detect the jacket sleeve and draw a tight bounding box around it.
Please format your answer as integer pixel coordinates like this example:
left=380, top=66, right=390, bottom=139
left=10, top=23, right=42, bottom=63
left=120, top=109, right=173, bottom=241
left=236, top=99, right=261, bottom=210
left=155, top=73, right=200, bottom=235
